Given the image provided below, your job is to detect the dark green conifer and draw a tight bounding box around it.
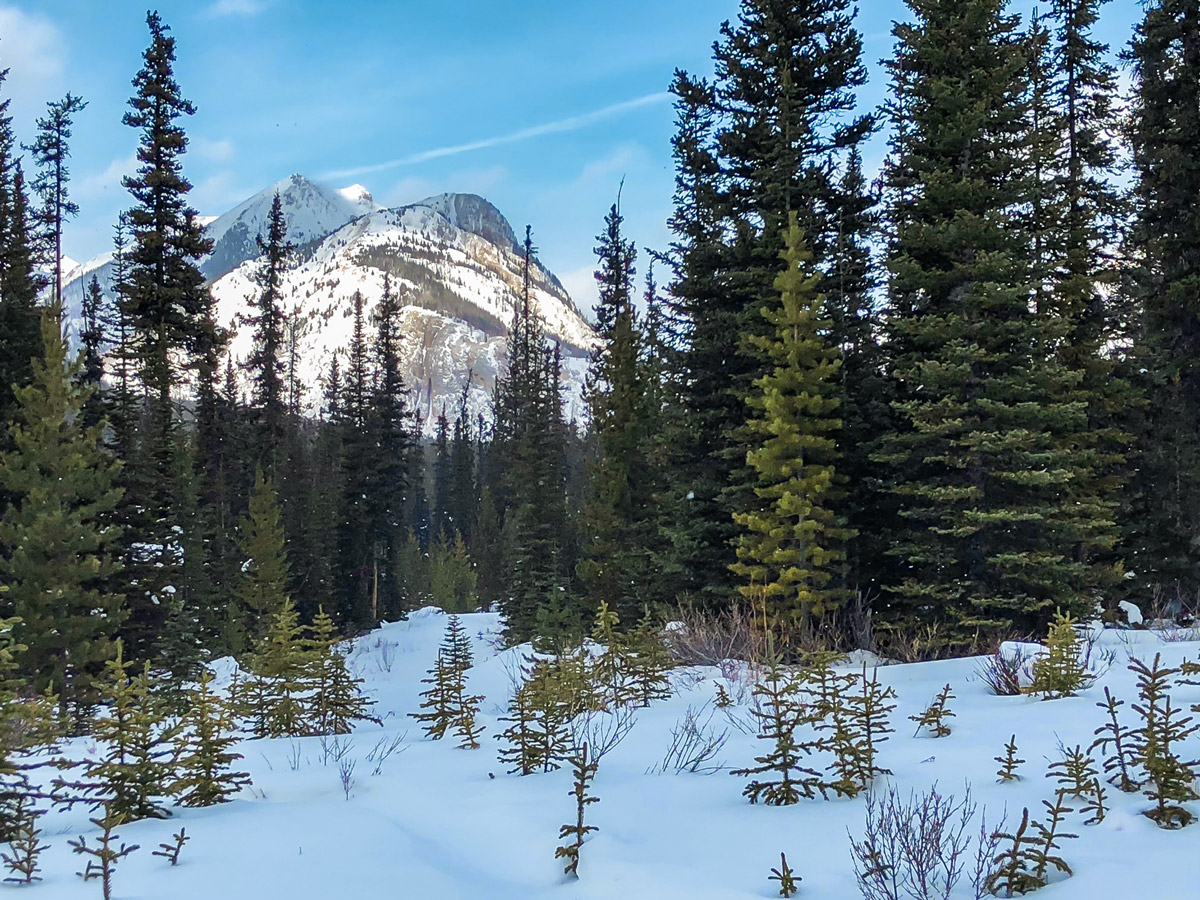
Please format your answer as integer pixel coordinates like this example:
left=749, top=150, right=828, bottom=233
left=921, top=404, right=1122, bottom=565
left=0, top=304, right=123, bottom=716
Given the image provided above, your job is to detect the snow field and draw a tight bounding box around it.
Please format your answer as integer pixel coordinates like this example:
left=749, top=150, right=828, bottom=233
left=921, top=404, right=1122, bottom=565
left=26, top=610, right=1200, bottom=899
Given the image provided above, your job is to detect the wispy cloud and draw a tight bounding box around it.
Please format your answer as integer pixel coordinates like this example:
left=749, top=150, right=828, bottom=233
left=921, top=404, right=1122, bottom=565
left=0, top=5, right=65, bottom=113
left=322, top=92, right=671, bottom=181
left=194, top=137, right=237, bottom=163
left=204, top=0, right=270, bottom=18
left=76, top=153, right=138, bottom=198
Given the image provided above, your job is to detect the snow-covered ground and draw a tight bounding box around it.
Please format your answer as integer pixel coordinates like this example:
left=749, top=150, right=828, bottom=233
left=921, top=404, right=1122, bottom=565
left=27, top=610, right=1200, bottom=899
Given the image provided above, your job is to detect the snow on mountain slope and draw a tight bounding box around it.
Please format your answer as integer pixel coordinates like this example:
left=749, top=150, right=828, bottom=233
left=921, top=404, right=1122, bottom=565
left=60, top=178, right=597, bottom=427
left=203, top=174, right=381, bottom=282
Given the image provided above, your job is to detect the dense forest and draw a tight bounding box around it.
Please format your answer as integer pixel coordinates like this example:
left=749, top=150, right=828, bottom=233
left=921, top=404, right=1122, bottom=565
left=0, top=0, right=1197, bottom=722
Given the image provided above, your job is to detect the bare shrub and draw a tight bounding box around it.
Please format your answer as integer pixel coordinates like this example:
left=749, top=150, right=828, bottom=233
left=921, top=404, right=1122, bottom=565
left=287, top=741, right=303, bottom=772
left=338, top=758, right=356, bottom=800
left=849, top=783, right=997, bottom=900
left=976, top=644, right=1032, bottom=696
left=666, top=599, right=765, bottom=667
left=366, top=733, right=408, bottom=776
left=319, top=735, right=354, bottom=767
left=651, top=703, right=729, bottom=775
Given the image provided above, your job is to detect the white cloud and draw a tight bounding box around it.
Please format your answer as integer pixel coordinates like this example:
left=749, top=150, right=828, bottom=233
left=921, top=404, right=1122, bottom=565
left=194, top=137, right=237, bottom=163
left=204, top=0, right=270, bottom=17
left=323, top=92, right=671, bottom=181
left=576, top=144, right=640, bottom=187
left=76, top=153, right=138, bottom=198
left=0, top=5, right=66, bottom=117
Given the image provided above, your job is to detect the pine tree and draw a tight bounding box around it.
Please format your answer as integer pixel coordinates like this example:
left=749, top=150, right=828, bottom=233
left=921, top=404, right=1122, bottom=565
left=369, top=275, right=414, bottom=622
left=875, top=0, right=1099, bottom=643
left=1047, top=744, right=1099, bottom=799
left=0, top=67, right=44, bottom=428
left=79, top=275, right=108, bottom=429
left=1129, top=654, right=1199, bottom=828
left=86, top=643, right=181, bottom=822
left=655, top=0, right=873, bottom=612
left=69, top=807, right=139, bottom=900
left=432, top=410, right=452, bottom=538
left=0, top=304, right=123, bottom=716
left=239, top=598, right=314, bottom=739
left=733, top=218, right=852, bottom=631
left=996, top=735, right=1025, bottom=782
left=25, top=93, right=87, bottom=306
left=173, top=670, right=250, bottom=806
left=235, top=469, right=290, bottom=650
left=769, top=852, right=800, bottom=898
left=578, top=201, right=658, bottom=625
left=240, top=191, right=293, bottom=477
left=910, top=684, right=955, bottom=738
left=1, top=791, right=47, bottom=884
left=731, top=647, right=824, bottom=804
left=1026, top=611, right=1092, bottom=699
left=308, top=608, right=377, bottom=735
left=1125, top=0, right=1200, bottom=599
left=337, top=290, right=376, bottom=626
left=429, top=530, right=477, bottom=614
left=493, top=228, right=571, bottom=643
left=119, top=11, right=214, bottom=660
left=1089, top=687, right=1138, bottom=792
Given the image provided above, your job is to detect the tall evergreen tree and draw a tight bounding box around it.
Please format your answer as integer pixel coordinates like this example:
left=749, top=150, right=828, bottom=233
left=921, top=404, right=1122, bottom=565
left=733, top=219, right=851, bottom=629
left=656, top=1, right=872, bottom=612
left=578, top=202, right=657, bottom=624
left=25, top=93, right=87, bottom=307
left=1124, top=0, right=1200, bottom=600
left=492, top=228, right=571, bottom=642
left=875, top=0, right=1102, bottom=644
left=0, top=74, right=44, bottom=429
left=336, top=291, right=378, bottom=626
left=119, top=11, right=214, bottom=660
left=0, top=303, right=123, bottom=715
left=240, top=191, right=293, bottom=477
left=369, top=275, right=413, bottom=621
left=79, top=276, right=108, bottom=430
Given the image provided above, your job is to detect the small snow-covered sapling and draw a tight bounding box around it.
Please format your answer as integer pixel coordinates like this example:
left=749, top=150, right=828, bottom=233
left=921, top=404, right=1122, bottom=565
left=1, top=792, right=48, bottom=883
left=1089, top=687, right=1138, bottom=792
left=995, top=734, right=1024, bottom=782
left=769, top=852, right=800, bottom=897
left=1047, top=745, right=1098, bottom=799
left=1080, top=779, right=1107, bottom=825
left=1025, top=611, right=1092, bottom=700
left=1130, top=654, right=1200, bottom=829
left=70, top=810, right=139, bottom=900
left=152, top=828, right=189, bottom=865
left=910, top=684, right=955, bottom=737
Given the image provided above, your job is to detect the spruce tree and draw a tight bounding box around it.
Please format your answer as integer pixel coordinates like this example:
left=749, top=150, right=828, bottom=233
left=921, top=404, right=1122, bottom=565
left=0, top=67, right=44, bottom=429
left=578, top=201, right=658, bottom=625
left=86, top=643, right=181, bottom=822
left=655, top=0, right=873, bottom=611
left=79, top=276, right=108, bottom=429
left=25, top=93, right=87, bottom=306
left=240, top=598, right=314, bottom=739
left=369, top=274, right=414, bottom=621
left=1125, top=0, right=1200, bottom=599
left=875, top=0, right=1101, bottom=643
left=733, top=219, right=852, bottom=630
left=235, top=468, right=290, bottom=651
left=492, top=228, right=571, bottom=643
left=173, top=670, right=250, bottom=806
left=308, top=608, right=377, bottom=735
left=119, top=11, right=214, bottom=660
left=240, top=191, right=293, bottom=477
left=0, top=304, right=123, bottom=716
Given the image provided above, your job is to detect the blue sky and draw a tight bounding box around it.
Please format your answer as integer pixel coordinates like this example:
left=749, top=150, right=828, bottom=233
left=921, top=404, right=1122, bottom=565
left=1, top=0, right=1141, bottom=310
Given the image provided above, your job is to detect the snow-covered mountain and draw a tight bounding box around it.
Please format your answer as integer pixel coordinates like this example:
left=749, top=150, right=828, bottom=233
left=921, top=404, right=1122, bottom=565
left=61, top=176, right=597, bottom=427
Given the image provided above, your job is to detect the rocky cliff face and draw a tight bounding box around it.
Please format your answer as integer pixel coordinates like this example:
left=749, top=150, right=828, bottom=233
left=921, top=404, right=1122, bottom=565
left=61, top=176, right=597, bottom=428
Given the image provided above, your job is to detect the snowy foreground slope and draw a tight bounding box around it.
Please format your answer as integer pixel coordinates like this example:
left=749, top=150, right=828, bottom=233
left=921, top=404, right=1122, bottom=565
left=30, top=611, right=1200, bottom=900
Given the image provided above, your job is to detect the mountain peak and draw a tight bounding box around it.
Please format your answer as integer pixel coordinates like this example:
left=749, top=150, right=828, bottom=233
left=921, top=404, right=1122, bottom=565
left=338, top=183, right=375, bottom=208
left=410, top=192, right=519, bottom=253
